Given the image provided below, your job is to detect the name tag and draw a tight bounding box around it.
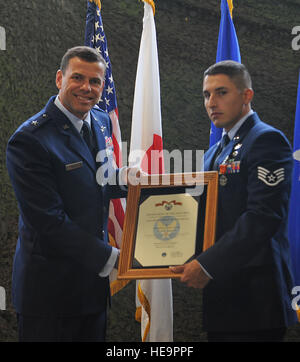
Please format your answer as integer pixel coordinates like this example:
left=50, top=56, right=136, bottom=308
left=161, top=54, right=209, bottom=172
left=65, top=161, right=83, bottom=171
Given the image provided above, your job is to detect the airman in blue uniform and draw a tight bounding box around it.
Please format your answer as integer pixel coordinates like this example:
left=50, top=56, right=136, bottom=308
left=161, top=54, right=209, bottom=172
left=6, top=46, right=127, bottom=341
left=171, top=60, right=297, bottom=341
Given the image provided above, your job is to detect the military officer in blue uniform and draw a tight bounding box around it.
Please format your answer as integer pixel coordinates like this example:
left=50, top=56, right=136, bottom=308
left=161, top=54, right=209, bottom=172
left=171, top=60, right=297, bottom=341
left=6, top=46, right=129, bottom=341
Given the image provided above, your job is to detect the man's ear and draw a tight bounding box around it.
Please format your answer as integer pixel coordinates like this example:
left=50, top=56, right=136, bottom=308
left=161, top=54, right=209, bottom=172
left=243, top=88, right=254, bottom=105
left=56, top=69, right=63, bottom=90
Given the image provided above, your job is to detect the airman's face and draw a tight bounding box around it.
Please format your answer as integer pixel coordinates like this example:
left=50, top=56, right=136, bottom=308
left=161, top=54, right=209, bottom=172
left=203, top=74, right=253, bottom=132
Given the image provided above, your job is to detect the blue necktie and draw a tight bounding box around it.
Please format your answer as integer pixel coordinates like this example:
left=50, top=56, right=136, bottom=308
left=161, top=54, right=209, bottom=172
left=212, top=134, right=230, bottom=170
left=81, top=120, right=94, bottom=155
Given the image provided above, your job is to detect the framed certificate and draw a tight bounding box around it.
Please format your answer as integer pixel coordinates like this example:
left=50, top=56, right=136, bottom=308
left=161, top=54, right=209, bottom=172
left=117, top=172, right=218, bottom=280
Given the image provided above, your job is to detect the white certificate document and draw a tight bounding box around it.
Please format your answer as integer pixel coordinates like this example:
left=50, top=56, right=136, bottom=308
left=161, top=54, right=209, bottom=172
left=134, top=193, right=198, bottom=267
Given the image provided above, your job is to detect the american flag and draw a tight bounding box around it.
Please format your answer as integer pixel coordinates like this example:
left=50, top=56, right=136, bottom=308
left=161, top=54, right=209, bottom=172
left=84, top=0, right=127, bottom=294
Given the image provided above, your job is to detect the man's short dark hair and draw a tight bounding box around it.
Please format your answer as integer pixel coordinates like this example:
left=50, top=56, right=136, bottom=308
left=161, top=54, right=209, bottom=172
left=204, top=60, right=252, bottom=91
left=60, top=46, right=106, bottom=75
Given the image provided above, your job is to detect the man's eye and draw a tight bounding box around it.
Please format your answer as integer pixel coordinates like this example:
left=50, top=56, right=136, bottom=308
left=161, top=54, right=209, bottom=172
left=91, top=79, right=101, bottom=85
left=218, top=91, right=227, bottom=96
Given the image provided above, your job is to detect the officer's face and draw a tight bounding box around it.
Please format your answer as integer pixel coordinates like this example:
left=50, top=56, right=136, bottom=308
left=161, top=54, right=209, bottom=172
left=203, top=74, right=253, bottom=132
left=56, top=57, right=105, bottom=119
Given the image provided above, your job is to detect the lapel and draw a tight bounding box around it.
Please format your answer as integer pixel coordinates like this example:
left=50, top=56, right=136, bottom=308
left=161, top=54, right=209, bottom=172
left=205, top=113, right=258, bottom=170
left=45, top=97, right=96, bottom=172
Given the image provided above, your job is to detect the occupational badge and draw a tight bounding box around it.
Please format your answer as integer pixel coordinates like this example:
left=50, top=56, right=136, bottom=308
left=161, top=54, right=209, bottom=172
left=219, top=174, right=228, bottom=186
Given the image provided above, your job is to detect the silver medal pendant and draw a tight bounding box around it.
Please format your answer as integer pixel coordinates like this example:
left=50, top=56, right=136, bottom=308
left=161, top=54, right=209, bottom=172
left=219, top=174, right=228, bottom=186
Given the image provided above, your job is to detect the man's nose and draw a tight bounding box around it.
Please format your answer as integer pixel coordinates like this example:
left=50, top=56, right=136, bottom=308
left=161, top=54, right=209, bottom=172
left=207, top=94, right=217, bottom=108
left=80, top=80, right=91, bottom=92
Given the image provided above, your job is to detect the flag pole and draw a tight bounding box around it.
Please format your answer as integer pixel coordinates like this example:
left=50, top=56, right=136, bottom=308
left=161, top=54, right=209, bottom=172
left=227, top=0, right=233, bottom=18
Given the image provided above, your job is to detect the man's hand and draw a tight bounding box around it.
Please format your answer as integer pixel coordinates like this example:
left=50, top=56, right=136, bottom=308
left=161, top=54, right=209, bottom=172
left=170, top=259, right=211, bottom=289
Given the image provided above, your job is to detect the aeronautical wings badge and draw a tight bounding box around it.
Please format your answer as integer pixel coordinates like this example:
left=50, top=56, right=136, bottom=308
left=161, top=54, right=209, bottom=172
left=257, top=166, right=285, bottom=186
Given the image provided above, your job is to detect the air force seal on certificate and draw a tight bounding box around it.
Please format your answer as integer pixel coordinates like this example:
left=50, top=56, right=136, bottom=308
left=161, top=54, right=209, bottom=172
left=257, top=166, right=285, bottom=186
left=154, top=215, right=180, bottom=241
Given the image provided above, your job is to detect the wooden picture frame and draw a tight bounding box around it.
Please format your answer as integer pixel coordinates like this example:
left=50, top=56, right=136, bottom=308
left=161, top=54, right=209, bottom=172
left=117, top=171, right=218, bottom=280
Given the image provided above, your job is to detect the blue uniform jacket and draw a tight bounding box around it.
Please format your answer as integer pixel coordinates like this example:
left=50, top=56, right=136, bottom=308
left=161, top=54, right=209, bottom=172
left=6, top=96, right=127, bottom=316
left=197, top=112, right=297, bottom=332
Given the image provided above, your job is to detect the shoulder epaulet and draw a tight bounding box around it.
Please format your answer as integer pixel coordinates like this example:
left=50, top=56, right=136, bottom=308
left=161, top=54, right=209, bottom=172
left=23, top=111, right=50, bottom=133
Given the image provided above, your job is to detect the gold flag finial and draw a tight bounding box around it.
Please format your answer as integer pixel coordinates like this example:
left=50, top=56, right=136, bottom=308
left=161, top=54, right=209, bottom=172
left=227, top=0, right=233, bottom=18
left=141, top=0, right=155, bottom=16
left=89, top=0, right=101, bottom=11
